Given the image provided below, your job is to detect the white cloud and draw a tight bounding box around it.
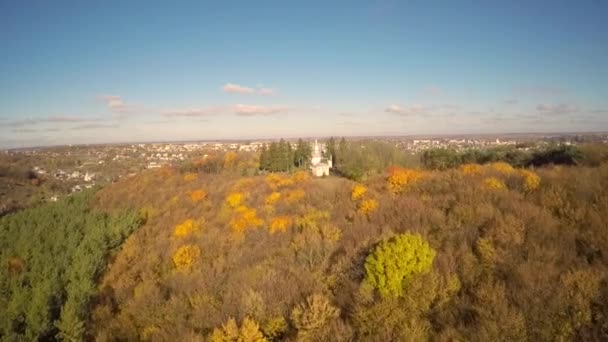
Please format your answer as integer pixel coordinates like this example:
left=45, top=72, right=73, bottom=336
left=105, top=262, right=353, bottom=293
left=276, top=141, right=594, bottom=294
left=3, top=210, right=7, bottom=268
left=222, top=83, right=255, bottom=94
left=234, top=104, right=288, bottom=116
left=385, top=104, right=428, bottom=116
left=536, top=103, right=579, bottom=115
left=97, top=95, right=127, bottom=112
left=259, top=87, right=275, bottom=95
left=223, top=83, right=277, bottom=95
left=162, top=107, right=224, bottom=117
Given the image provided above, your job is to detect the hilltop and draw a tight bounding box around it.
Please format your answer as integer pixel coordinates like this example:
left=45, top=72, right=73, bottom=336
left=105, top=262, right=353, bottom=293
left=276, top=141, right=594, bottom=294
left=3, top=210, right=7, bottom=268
left=1, top=141, right=608, bottom=341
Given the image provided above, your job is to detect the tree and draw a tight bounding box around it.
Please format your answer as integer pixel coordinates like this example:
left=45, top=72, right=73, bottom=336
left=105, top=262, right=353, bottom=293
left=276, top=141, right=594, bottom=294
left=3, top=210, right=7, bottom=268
left=325, top=137, right=337, bottom=165
left=294, top=139, right=312, bottom=168
left=364, top=233, right=436, bottom=298
left=291, top=294, right=340, bottom=339
left=259, top=144, right=269, bottom=171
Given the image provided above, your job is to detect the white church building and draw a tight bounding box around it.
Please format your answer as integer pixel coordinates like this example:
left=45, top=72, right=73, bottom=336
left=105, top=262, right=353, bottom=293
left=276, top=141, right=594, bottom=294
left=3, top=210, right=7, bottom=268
left=310, top=140, right=332, bottom=177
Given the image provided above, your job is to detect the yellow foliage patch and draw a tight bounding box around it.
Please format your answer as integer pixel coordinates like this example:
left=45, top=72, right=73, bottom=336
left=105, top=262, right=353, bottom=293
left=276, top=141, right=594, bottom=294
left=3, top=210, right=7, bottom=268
left=232, top=178, right=255, bottom=191
left=173, top=219, right=199, bottom=238
left=291, top=170, right=311, bottom=183
left=519, top=169, right=541, bottom=191
left=358, top=198, right=379, bottom=215
left=483, top=177, right=506, bottom=190
left=265, top=192, right=281, bottom=206
left=460, top=163, right=483, bottom=175
left=230, top=206, right=264, bottom=235
left=226, top=192, right=246, bottom=208
left=265, top=173, right=294, bottom=190
left=284, top=189, right=305, bottom=203
left=172, top=244, right=201, bottom=272
left=189, top=189, right=207, bottom=202
left=183, top=173, right=198, bottom=182
left=269, top=216, right=293, bottom=234
left=223, top=151, right=238, bottom=169
left=386, top=166, right=424, bottom=194
left=489, top=162, right=515, bottom=175
left=351, top=184, right=368, bottom=201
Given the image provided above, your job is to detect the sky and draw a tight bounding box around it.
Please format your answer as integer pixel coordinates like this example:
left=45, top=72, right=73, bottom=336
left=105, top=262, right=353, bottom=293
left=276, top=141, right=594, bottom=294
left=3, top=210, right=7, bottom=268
left=1, top=1, right=607, bottom=148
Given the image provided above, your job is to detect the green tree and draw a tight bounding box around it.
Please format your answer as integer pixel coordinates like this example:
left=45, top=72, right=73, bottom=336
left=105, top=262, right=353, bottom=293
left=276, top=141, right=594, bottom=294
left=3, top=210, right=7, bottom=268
left=364, top=233, right=436, bottom=298
left=259, top=144, right=269, bottom=171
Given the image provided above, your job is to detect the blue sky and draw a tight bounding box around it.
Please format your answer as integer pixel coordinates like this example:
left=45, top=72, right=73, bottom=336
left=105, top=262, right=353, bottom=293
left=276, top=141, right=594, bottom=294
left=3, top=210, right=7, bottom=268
left=1, top=1, right=607, bottom=147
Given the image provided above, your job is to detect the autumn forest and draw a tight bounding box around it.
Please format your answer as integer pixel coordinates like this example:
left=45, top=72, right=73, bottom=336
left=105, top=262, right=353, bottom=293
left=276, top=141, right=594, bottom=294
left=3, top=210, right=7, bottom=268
left=2, top=141, right=608, bottom=341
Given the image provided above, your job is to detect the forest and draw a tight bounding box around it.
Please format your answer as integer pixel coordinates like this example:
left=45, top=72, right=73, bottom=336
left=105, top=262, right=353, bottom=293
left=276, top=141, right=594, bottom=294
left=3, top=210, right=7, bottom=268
left=1, top=141, right=608, bottom=341
left=0, top=191, right=141, bottom=341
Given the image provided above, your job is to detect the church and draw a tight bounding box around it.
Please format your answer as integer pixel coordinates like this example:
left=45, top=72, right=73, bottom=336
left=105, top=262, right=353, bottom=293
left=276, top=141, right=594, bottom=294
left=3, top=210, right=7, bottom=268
left=310, top=140, right=332, bottom=177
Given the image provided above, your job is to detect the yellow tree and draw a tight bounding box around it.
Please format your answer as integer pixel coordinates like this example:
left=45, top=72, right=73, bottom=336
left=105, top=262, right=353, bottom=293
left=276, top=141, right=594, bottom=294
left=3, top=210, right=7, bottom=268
left=351, top=184, right=367, bottom=201
left=172, top=245, right=201, bottom=272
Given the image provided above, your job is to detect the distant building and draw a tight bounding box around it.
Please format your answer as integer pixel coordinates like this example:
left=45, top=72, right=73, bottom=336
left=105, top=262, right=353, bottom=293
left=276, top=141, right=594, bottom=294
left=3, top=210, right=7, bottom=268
left=310, top=140, right=332, bottom=177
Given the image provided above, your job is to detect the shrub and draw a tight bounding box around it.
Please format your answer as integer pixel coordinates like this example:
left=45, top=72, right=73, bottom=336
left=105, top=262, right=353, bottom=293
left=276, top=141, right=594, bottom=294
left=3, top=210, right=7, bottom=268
left=189, top=189, right=207, bottom=202
left=489, top=162, right=515, bottom=175
left=183, top=173, right=198, bottom=182
left=264, top=192, right=281, bottom=206
left=269, top=216, right=292, bottom=234
left=230, top=207, right=264, bottom=236
left=172, top=245, right=201, bottom=272
left=483, top=177, right=506, bottom=190
left=284, top=189, right=305, bottom=203
left=351, top=184, right=368, bottom=201
left=173, top=219, right=199, bottom=238
left=519, top=169, right=541, bottom=191
left=460, top=163, right=483, bottom=175
left=291, top=294, right=340, bottom=337
left=358, top=199, right=378, bottom=216
left=211, top=317, right=267, bottom=342
left=226, top=192, right=246, bottom=208
left=386, top=167, right=424, bottom=194
left=364, top=233, right=436, bottom=298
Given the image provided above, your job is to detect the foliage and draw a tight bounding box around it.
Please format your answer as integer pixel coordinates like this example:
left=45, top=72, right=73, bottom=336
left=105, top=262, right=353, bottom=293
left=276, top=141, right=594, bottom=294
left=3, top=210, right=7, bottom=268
left=0, top=190, right=140, bottom=341
left=351, top=184, right=367, bottom=201
left=291, top=294, right=340, bottom=339
left=211, top=317, right=267, bottom=342
left=386, top=166, right=424, bottom=194
left=364, top=233, right=436, bottom=298
left=260, top=139, right=311, bottom=172
left=358, top=199, right=378, bottom=216
left=284, top=189, right=305, bottom=203
left=483, top=177, right=506, bottom=190
left=183, top=172, right=198, bottom=182
left=227, top=192, right=246, bottom=208
left=86, top=157, right=608, bottom=340
left=172, top=244, right=201, bottom=272
left=459, top=163, right=483, bottom=175
left=421, top=148, right=461, bottom=170
left=261, top=316, right=288, bottom=340
left=230, top=206, right=264, bottom=236
left=269, top=216, right=292, bottom=234
left=189, top=188, right=207, bottom=202
left=331, top=140, right=417, bottom=181
left=264, top=192, right=281, bottom=206
left=519, top=169, right=541, bottom=191
left=173, top=219, right=199, bottom=238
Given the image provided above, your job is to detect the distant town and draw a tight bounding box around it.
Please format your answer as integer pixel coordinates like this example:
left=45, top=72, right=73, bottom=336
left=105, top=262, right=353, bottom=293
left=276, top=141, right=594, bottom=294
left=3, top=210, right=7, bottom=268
left=1, top=132, right=607, bottom=208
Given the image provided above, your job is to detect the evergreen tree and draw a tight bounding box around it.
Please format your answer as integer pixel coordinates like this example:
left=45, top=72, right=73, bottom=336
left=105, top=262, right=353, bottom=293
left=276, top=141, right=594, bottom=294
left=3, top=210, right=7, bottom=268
left=338, top=137, right=348, bottom=166
left=268, top=142, right=279, bottom=171
left=259, top=144, right=269, bottom=171
left=326, top=137, right=337, bottom=165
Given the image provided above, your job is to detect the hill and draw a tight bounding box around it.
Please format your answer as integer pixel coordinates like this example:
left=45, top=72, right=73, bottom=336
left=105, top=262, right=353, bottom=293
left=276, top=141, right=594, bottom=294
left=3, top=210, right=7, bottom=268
left=86, top=162, right=608, bottom=341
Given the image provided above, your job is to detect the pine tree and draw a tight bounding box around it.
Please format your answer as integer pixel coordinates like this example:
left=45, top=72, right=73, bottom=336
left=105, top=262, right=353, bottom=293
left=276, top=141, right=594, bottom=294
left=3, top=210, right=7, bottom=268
left=268, top=142, right=279, bottom=171
left=326, top=137, right=337, bottom=165
left=259, top=144, right=268, bottom=171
